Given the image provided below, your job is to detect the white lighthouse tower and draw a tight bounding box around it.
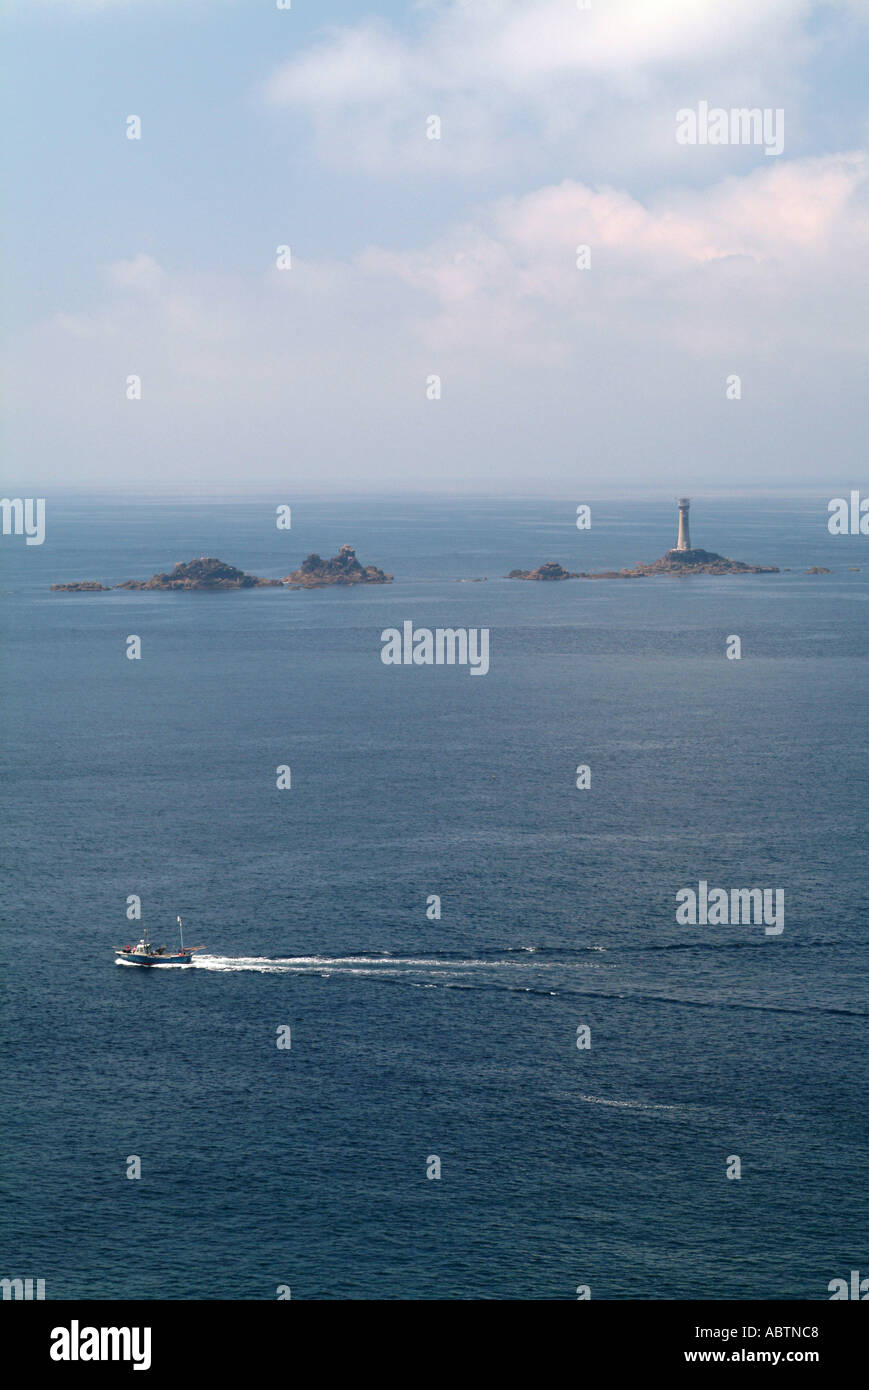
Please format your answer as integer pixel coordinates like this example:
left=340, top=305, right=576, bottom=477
left=676, top=497, right=692, bottom=551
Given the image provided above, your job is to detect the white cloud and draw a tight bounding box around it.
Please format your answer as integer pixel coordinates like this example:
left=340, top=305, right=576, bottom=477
left=272, top=0, right=809, bottom=95
left=6, top=153, right=868, bottom=490
left=265, top=24, right=408, bottom=106
left=19, top=0, right=236, bottom=9
left=262, top=0, right=829, bottom=176
left=22, top=1, right=155, bottom=8
left=105, top=254, right=168, bottom=294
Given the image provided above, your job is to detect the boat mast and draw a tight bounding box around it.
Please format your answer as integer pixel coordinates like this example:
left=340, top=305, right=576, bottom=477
left=177, top=915, right=184, bottom=951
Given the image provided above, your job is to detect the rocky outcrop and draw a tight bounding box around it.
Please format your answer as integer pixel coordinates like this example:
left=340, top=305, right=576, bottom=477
left=804, top=566, right=832, bottom=575
left=50, top=581, right=111, bottom=592
left=53, top=557, right=282, bottom=591
left=282, top=544, right=392, bottom=589
left=624, top=548, right=779, bottom=576
left=51, top=549, right=392, bottom=592
left=118, top=557, right=282, bottom=589
left=507, top=547, right=778, bottom=580
left=507, top=561, right=579, bottom=581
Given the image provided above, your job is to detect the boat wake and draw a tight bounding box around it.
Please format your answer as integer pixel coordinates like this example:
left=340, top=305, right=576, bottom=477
left=192, top=952, right=561, bottom=975
left=184, top=952, right=865, bottom=1019
left=574, top=1093, right=677, bottom=1112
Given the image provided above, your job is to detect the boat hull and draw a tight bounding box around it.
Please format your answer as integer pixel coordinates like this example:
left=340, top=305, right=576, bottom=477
left=115, top=952, right=193, bottom=967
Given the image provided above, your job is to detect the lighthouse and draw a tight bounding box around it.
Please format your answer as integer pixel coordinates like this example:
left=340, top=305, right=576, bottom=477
left=676, top=498, right=692, bottom=551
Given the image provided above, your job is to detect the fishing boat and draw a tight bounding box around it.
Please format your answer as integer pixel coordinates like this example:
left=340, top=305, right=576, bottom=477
left=114, top=916, right=204, bottom=967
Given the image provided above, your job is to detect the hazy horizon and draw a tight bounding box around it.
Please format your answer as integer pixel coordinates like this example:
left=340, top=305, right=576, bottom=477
left=1, top=484, right=858, bottom=504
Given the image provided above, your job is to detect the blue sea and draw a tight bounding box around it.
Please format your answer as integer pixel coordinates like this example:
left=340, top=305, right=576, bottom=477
left=1, top=494, right=867, bottom=1300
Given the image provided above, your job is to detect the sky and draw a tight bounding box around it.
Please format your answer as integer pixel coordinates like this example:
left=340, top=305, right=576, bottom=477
left=3, top=0, right=869, bottom=495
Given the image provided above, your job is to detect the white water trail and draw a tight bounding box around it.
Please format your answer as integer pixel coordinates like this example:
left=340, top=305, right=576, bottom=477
left=193, top=953, right=495, bottom=975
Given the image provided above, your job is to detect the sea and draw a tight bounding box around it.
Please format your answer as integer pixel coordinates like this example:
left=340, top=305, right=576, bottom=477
left=1, top=493, right=867, bottom=1300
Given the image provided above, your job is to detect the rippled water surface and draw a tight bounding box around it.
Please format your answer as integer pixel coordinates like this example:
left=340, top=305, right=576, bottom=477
left=2, top=496, right=866, bottom=1298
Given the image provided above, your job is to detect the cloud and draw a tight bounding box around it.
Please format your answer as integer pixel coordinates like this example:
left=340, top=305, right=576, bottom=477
left=359, top=152, right=869, bottom=354
left=271, top=0, right=809, bottom=95
left=265, top=24, right=408, bottom=106
left=17, top=0, right=235, bottom=10
left=6, top=153, right=868, bottom=490
left=262, top=0, right=830, bottom=176
left=21, top=1, right=154, bottom=8
left=105, top=254, right=168, bottom=294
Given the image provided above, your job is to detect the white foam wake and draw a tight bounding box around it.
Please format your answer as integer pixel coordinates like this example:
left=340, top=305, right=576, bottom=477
left=574, top=1093, right=677, bottom=1111
left=192, top=953, right=493, bottom=974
